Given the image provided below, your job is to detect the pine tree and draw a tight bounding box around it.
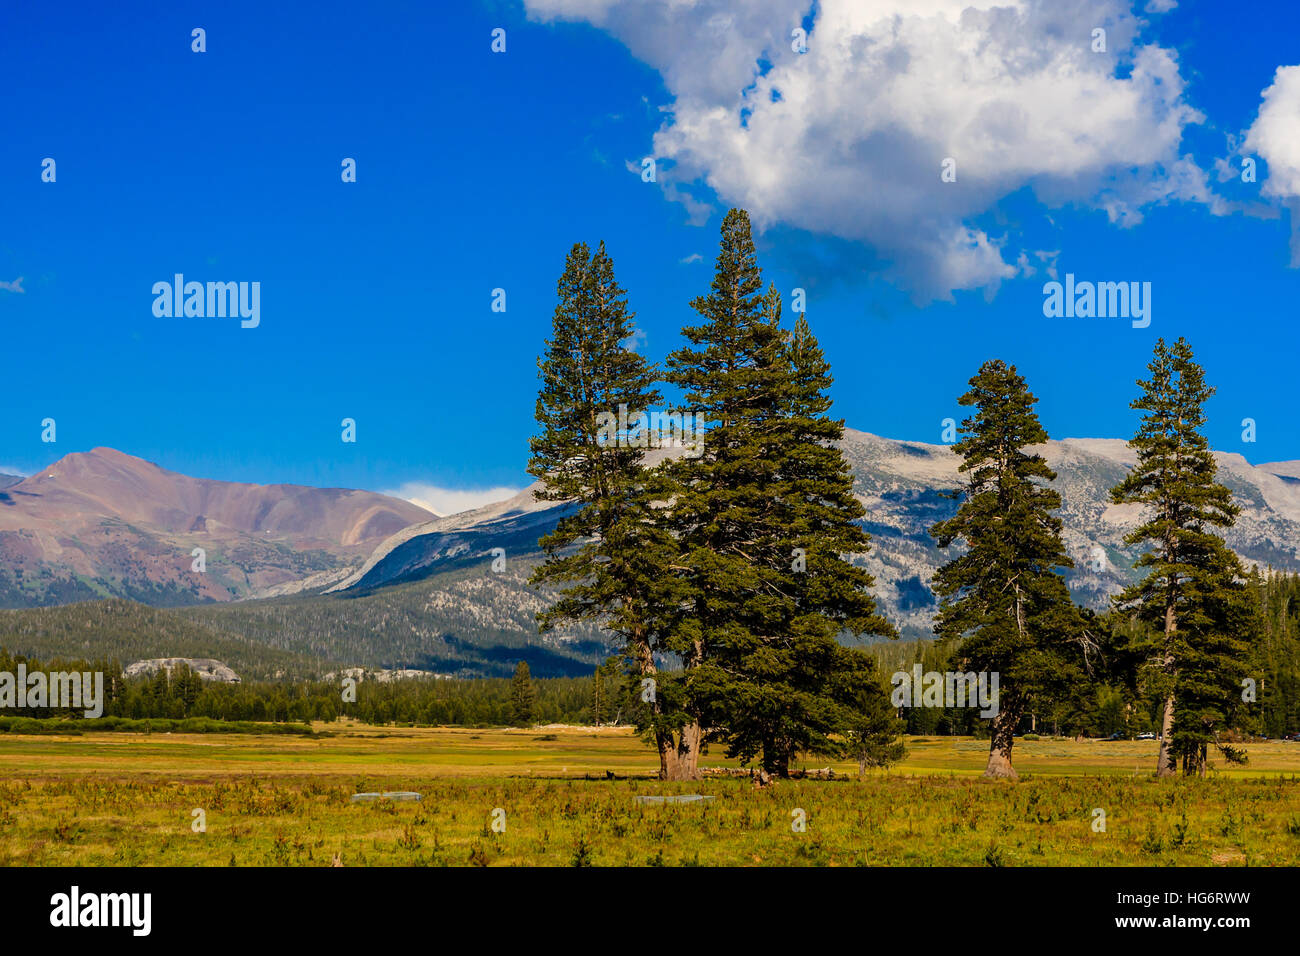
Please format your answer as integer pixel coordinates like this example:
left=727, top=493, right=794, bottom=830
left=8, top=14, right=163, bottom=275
left=655, top=210, right=781, bottom=777
left=174, top=663, right=202, bottom=715
left=527, top=240, right=690, bottom=777
left=1110, top=337, right=1250, bottom=776
left=930, top=360, right=1088, bottom=779
left=1252, top=568, right=1300, bottom=738
left=839, top=649, right=908, bottom=778
left=509, top=661, right=535, bottom=727
left=664, top=210, right=897, bottom=776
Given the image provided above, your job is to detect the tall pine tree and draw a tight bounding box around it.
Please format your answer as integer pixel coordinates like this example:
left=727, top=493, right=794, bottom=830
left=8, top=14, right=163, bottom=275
left=527, top=240, right=691, bottom=778
left=510, top=660, right=535, bottom=727
left=930, top=360, right=1088, bottom=779
left=657, top=210, right=779, bottom=777
left=664, top=210, right=897, bottom=777
left=1110, top=337, right=1250, bottom=777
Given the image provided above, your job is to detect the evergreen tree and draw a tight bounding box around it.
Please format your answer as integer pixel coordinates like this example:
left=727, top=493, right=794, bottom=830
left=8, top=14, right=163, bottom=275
left=174, top=663, right=202, bottom=715
left=839, top=650, right=908, bottom=778
left=527, top=241, right=690, bottom=778
left=930, top=360, right=1089, bottom=779
left=664, top=210, right=897, bottom=776
left=509, top=661, right=535, bottom=726
left=1252, top=568, right=1300, bottom=738
left=1110, top=337, right=1251, bottom=776
left=589, top=658, right=628, bottom=726
left=661, top=209, right=781, bottom=776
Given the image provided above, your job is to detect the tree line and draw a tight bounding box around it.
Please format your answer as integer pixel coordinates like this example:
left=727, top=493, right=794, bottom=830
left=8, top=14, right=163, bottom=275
left=0, top=648, right=605, bottom=727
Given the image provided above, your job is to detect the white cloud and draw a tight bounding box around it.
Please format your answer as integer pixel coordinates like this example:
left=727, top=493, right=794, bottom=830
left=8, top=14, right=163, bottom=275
left=1144, top=0, right=1177, bottom=12
left=1244, top=65, right=1300, bottom=264
left=527, top=0, right=1215, bottom=302
left=0, top=277, right=24, bottom=293
left=381, top=482, right=521, bottom=517
left=1245, top=68, right=1300, bottom=199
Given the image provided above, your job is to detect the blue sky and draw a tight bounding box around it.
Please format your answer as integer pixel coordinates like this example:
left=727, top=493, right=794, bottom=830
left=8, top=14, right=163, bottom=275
left=2, top=0, right=1298, bottom=510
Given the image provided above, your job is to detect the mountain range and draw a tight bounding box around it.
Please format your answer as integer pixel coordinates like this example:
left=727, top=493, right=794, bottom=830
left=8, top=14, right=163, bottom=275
left=2, top=435, right=1298, bottom=676
left=291, top=429, right=1300, bottom=642
left=0, top=448, right=433, bottom=607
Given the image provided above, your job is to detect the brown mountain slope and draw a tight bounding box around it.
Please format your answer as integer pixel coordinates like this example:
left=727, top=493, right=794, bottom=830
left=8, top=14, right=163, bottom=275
left=0, top=448, right=433, bottom=607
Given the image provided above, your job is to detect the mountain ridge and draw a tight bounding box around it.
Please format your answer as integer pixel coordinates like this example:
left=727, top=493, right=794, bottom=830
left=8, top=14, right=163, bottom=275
left=316, top=428, right=1300, bottom=642
left=0, top=447, right=434, bottom=607
left=3, top=435, right=1299, bottom=673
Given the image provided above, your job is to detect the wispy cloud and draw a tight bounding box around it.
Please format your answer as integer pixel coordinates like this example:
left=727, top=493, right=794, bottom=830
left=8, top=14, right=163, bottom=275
left=0, top=277, right=24, bottom=294
left=679, top=253, right=703, bottom=264
left=381, top=482, right=521, bottom=517
left=622, top=326, right=647, bottom=351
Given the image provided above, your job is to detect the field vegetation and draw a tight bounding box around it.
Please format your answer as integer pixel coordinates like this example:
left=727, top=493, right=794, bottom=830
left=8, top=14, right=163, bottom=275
left=3, top=726, right=1298, bottom=867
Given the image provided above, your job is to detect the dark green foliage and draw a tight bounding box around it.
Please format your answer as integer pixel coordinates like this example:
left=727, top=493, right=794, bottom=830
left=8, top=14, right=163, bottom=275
left=526, top=239, right=690, bottom=774
left=589, top=658, right=627, bottom=727
left=839, top=649, right=908, bottom=775
left=510, top=660, right=535, bottom=726
left=1110, top=337, right=1251, bottom=775
left=0, top=599, right=320, bottom=680
left=0, top=716, right=317, bottom=735
left=1250, top=567, right=1300, bottom=737
left=875, top=565, right=1300, bottom=745
left=930, top=360, right=1089, bottom=775
left=527, top=239, right=668, bottom=643
left=0, top=647, right=609, bottom=727
left=663, top=209, right=897, bottom=775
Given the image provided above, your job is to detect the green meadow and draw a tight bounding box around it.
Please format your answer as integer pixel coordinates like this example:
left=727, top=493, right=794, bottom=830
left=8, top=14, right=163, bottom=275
left=3, top=725, right=1299, bottom=866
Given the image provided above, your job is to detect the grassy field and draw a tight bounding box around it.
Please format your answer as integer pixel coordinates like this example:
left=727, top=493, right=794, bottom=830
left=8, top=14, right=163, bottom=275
left=3, top=724, right=1299, bottom=866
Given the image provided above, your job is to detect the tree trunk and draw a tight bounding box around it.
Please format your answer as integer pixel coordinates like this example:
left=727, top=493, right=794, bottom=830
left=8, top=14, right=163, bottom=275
left=656, top=729, right=679, bottom=780
left=667, top=722, right=701, bottom=781
left=1155, top=695, right=1177, bottom=778
left=631, top=638, right=673, bottom=781
left=654, top=725, right=704, bottom=781
left=662, top=636, right=705, bottom=781
left=1157, top=573, right=1178, bottom=777
left=985, top=708, right=1019, bottom=779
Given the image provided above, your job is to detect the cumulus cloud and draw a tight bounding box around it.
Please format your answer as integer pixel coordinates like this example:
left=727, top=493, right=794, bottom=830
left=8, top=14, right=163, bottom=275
left=1244, top=65, right=1300, bottom=264
left=1245, top=67, right=1300, bottom=199
left=0, top=277, right=24, bottom=293
left=381, top=482, right=522, bottom=517
left=527, top=0, right=1217, bottom=302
